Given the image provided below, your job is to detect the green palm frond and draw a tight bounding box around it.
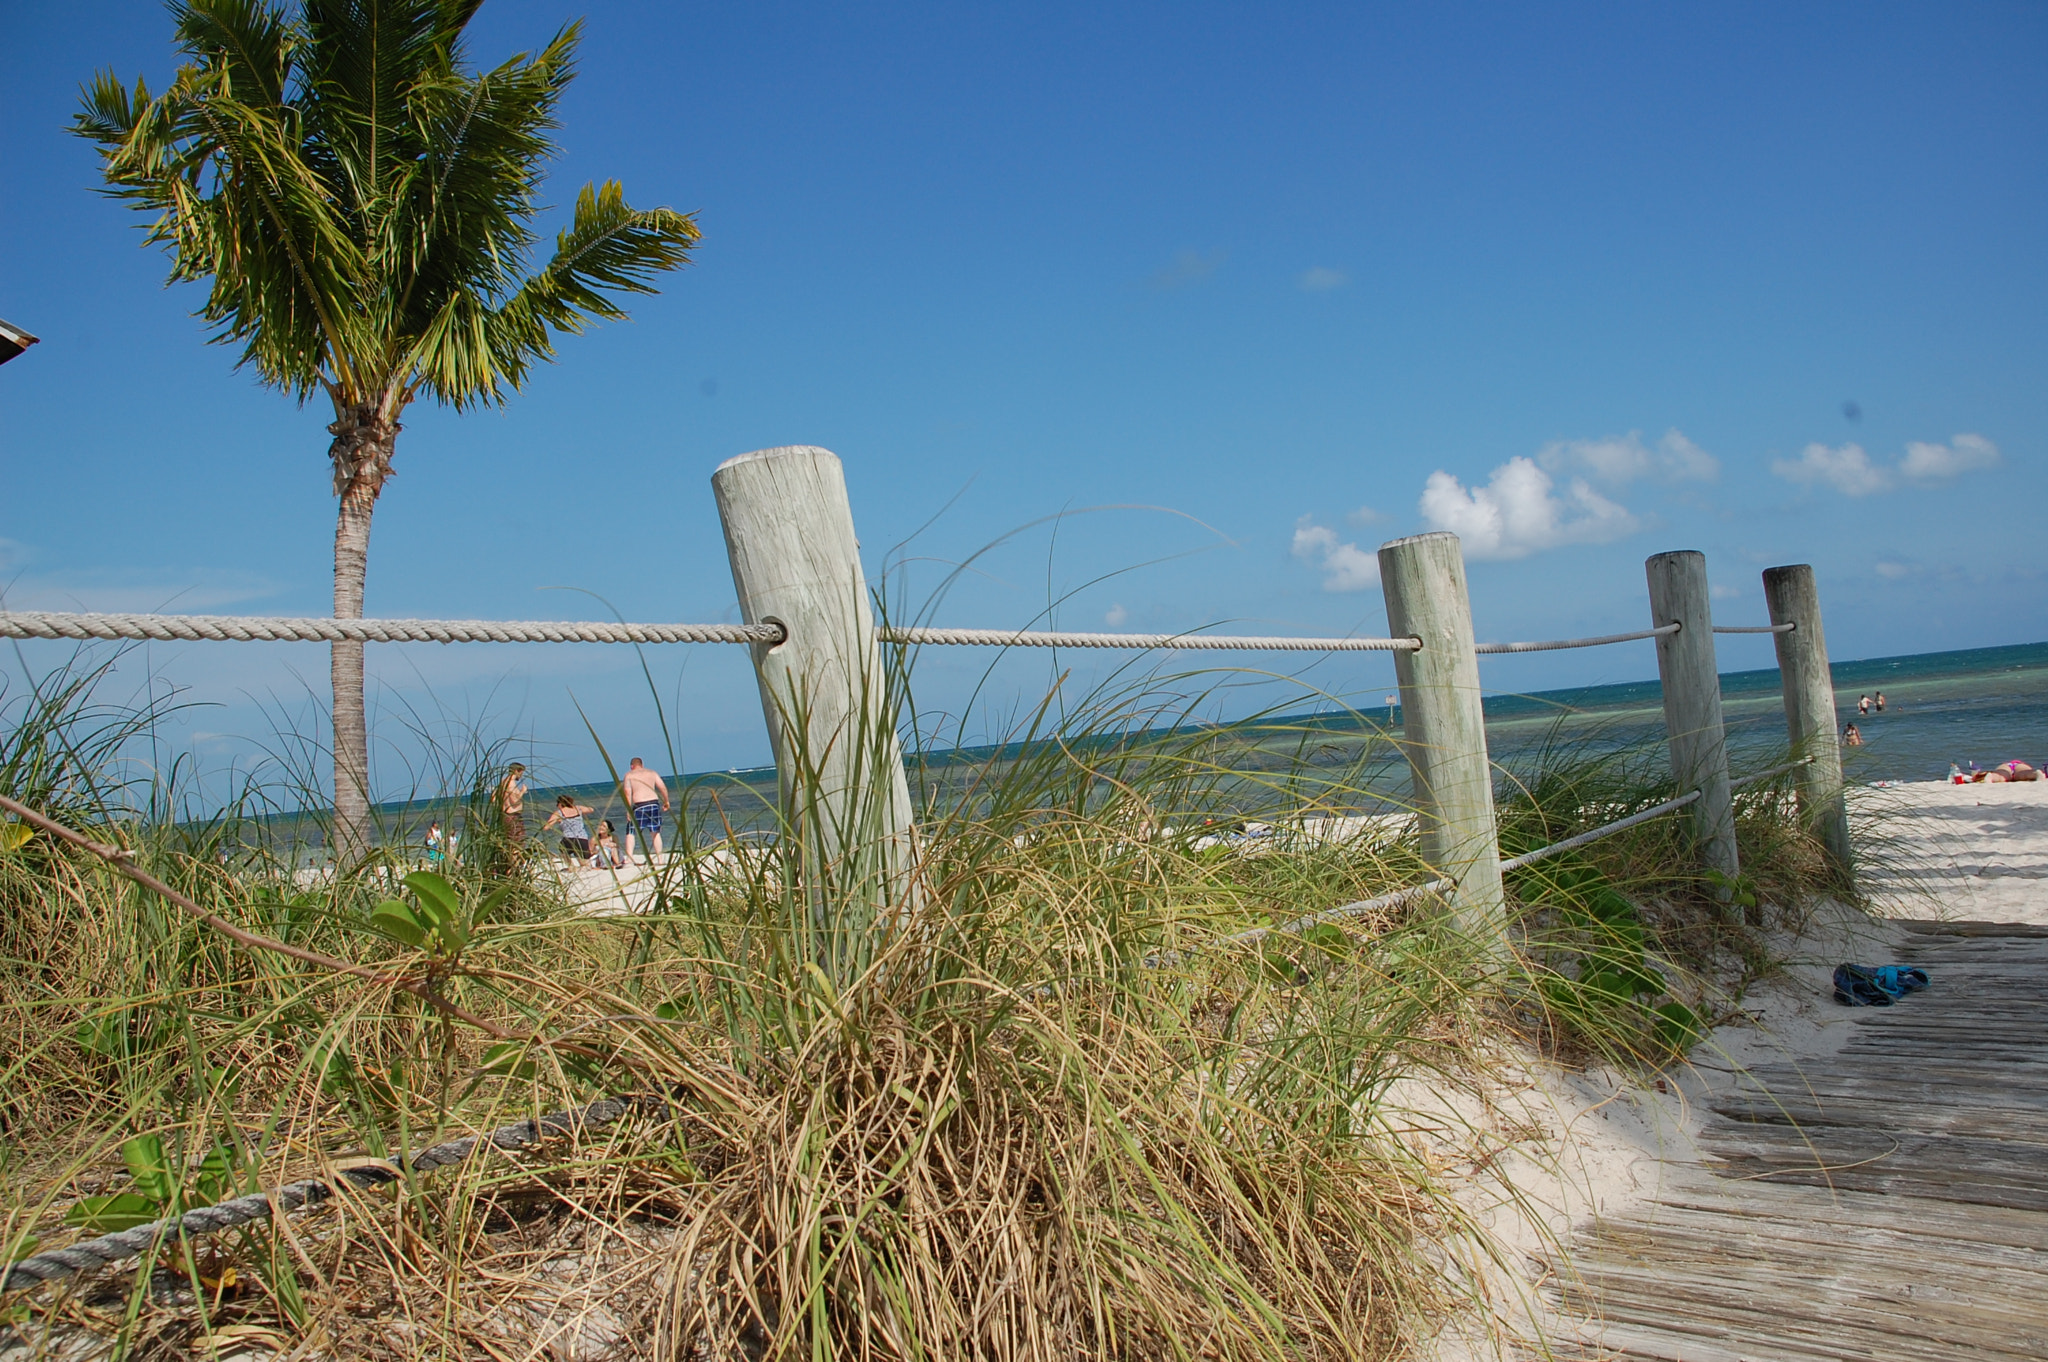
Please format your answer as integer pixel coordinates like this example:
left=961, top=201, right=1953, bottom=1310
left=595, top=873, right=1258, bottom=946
left=73, top=0, right=696, bottom=412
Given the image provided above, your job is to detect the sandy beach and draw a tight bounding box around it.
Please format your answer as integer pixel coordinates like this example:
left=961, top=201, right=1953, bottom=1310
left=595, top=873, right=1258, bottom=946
left=1857, top=777, right=2048, bottom=926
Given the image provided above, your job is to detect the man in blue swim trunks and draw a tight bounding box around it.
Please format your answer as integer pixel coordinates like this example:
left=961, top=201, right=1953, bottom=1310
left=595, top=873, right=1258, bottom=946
left=620, top=757, right=672, bottom=865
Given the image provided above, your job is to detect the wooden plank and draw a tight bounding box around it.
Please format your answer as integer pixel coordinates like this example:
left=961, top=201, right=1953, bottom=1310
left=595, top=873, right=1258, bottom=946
left=1551, top=913, right=2048, bottom=1360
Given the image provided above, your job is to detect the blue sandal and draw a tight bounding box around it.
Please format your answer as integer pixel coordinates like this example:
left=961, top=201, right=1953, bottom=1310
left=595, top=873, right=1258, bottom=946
left=1833, top=963, right=1929, bottom=1006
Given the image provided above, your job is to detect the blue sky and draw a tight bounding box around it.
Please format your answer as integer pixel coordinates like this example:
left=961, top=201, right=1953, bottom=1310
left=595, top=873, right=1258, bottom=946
left=3, top=1, right=2044, bottom=796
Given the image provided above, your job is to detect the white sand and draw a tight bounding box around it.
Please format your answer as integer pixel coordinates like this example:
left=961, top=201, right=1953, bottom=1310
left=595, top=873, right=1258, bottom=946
left=1855, top=777, right=2048, bottom=926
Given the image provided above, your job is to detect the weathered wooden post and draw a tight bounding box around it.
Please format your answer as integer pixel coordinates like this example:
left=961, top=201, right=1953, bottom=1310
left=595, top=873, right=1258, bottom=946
left=1762, top=564, right=1851, bottom=870
left=1378, top=532, right=1506, bottom=948
left=1645, top=551, right=1742, bottom=909
left=712, top=446, right=919, bottom=958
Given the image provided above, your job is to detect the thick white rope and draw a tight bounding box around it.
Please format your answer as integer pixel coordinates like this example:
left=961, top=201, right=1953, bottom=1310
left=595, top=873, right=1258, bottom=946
left=4, top=1097, right=637, bottom=1292
left=0, top=612, right=779, bottom=646
left=1473, top=623, right=1679, bottom=654
left=1, top=611, right=1794, bottom=653
left=1499, top=758, right=1815, bottom=873
left=879, top=626, right=1420, bottom=651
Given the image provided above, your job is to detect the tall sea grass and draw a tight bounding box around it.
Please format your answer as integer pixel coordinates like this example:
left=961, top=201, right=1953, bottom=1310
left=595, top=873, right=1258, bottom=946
left=0, top=646, right=1849, bottom=1360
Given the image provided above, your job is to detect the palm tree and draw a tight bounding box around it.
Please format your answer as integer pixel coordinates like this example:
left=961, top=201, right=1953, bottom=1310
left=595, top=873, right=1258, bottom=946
left=74, top=0, right=698, bottom=855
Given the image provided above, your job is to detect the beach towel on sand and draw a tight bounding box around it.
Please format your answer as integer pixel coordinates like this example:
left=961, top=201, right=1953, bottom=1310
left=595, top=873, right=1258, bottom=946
left=1833, top=963, right=1931, bottom=1007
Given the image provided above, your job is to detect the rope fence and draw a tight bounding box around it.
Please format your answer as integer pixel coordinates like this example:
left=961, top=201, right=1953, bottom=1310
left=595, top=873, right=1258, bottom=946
left=2, top=1097, right=637, bottom=1292
left=0, top=611, right=778, bottom=646
left=877, top=626, right=1419, bottom=651
left=2, top=611, right=1790, bottom=654
left=1498, top=757, right=1814, bottom=874
left=1474, top=623, right=1678, bottom=654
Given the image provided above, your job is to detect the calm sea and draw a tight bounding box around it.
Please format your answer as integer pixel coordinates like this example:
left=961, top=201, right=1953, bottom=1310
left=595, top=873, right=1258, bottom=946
left=1474, top=638, right=2048, bottom=782
left=332, top=639, right=2045, bottom=851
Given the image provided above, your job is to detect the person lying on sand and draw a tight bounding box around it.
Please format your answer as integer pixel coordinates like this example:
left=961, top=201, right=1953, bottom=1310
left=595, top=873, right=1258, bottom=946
left=1975, top=760, right=2038, bottom=783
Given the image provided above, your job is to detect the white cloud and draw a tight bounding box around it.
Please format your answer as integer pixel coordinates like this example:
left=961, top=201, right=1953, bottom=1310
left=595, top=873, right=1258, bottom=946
left=1537, top=428, right=1719, bottom=485
left=1104, top=603, right=1129, bottom=627
left=1900, top=433, right=1999, bottom=482
left=1149, top=249, right=1224, bottom=291
left=1773, top=433, right=2000, bottom=497
left=1873, top=561, right=1913, bottom=580
left=1417, top=457, right=1642, bottom=560
left=1292, top=517, right=1380, bottom=591
left=1770, top=442, right=1894, bottom=497
left=1298, top=266, right=1349, bottom=293
left=1345, top=504, right=1389, bottom=526
left=1710, top=582, right=1745, bottom=601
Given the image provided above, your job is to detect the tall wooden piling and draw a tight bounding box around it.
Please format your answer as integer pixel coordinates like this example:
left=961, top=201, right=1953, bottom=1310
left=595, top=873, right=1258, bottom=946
left=1645, top=550, right=1742, bottom=910
left=1762, top=564, right=1851, bottom=870
left=1378, top=532, right=1505, bottom=947
left=712, top=446, right=919, bottom=955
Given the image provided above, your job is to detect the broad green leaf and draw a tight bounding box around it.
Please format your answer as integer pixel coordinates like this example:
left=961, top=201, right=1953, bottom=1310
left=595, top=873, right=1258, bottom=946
left=1578, top=971, right=1638, bottom=1006
left=561, top=1052, right=608, bottom=1088
left=473, top=881, right=518, bottom=931
left=121, top=1135, right=176, bottom=1205
left=652, top=1000, right=683, bottom=1022
left=369, top=900, right=428, bottom=949
left=480, top=1042, right=535, bottom=1079
left=73, top=1015, right=127, bottom=1058
left=6, top=1234, right=38, bottom=1262
left=1652, top=1001, right=1705, bottom=1053
left=0, top=821, right=31, bottom=854
left=309, top=1036, right=355, bottom=1095
left=65, top=1192, right=160, bottom=1233
left=402, top=871, right=462, bottom=931
left=195, top=1142, right=238, bottom=1203
left=1299, top=923, right=1351, bottom=957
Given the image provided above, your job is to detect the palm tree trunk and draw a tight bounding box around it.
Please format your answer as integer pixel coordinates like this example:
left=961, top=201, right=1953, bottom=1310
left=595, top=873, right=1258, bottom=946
left=327, top=399, right=400, bottom=861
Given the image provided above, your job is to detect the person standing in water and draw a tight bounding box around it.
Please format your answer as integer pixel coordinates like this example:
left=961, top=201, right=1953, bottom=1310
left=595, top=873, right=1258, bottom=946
left=1857, top=694, right=1872, bottom=716
left=1844, top=724, right=1864, bottom=746
left=1875, top=691, right=1887, bottom=713
left=620, top=757, right=672, bottom=864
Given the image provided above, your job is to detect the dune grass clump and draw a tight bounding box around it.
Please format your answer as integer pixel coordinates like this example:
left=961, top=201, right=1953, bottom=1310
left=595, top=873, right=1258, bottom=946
left=1492, top=720, right=1855, bottom=1065
left=0, top=659, right=1512, bottom=1360
left=0, top=657, right=1865, bottom=1358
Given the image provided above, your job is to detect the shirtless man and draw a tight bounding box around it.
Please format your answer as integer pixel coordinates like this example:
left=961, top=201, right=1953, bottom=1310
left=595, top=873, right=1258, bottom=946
left=620, top=757, right=671, bottom=864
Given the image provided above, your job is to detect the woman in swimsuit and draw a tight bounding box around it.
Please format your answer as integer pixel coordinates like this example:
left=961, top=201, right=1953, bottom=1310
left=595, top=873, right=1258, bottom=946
left=544, top=795, right=597, bottom=866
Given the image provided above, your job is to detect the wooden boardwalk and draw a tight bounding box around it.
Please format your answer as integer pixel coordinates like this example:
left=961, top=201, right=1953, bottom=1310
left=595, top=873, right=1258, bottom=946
left=1548, top=919, right=2048, bottom=1362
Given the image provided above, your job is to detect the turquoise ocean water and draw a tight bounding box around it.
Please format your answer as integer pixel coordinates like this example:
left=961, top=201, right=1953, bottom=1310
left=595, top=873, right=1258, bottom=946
left=344, top=639, right=2047, bottom=851
left=1476, top=638, right=2048, bottom=783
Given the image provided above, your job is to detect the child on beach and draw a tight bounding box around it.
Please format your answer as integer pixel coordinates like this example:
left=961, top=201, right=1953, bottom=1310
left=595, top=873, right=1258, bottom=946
left=591, top=820, right=625, bottom=869
left=543, top=794, right=597, bottom=866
